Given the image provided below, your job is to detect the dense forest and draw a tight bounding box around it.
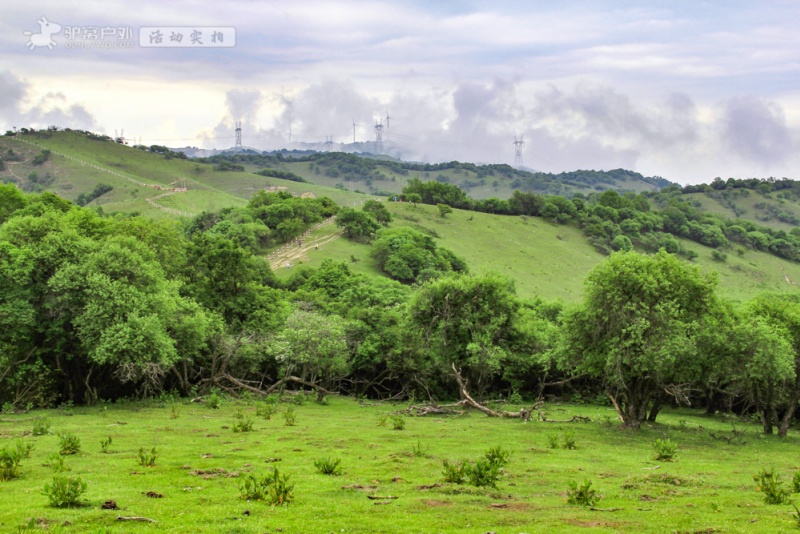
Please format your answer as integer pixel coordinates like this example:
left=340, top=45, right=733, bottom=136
left=3, top=182, right=800, bottom=436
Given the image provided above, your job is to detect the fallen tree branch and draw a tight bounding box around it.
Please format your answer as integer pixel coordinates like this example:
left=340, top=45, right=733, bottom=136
left=590, top=507, right=624, bottom=512
left=117, top=516, right=157, bottom=523
left=450, top=363, right=543, bottom=421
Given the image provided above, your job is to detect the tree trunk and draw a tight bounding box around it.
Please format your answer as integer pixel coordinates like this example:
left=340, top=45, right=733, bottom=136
left=647, top=392, right=664, bottom=423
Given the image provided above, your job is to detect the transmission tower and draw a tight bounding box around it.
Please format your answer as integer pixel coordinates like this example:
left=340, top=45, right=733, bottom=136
left=513, top=135, right=525, bottom=168
left=352, top=118, right=358, bottom=143
left=325, top=135, right=334, bottom=152
left=385, top=109, right=392, bottom=129
left=235, top=121, right=242, bottom=151
left=373, top=119, right=384, bottom=154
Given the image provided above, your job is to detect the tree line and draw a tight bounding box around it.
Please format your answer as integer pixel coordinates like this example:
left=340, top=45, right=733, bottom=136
left=3, top=184, right=800, bottom=436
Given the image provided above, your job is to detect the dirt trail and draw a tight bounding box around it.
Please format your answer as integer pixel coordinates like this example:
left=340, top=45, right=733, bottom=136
left=268, top=217, right=342, bottom=270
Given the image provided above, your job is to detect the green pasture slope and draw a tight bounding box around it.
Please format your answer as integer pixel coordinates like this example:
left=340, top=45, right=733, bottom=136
left=281, top=201, right=800, bottom=303
left=0, top=132, right=372, bottom=216
left=1, top=397, right=799, bottom=533
left=4, top=130, right=800, bottom=303
left=684, top=189, right=800, bottom=233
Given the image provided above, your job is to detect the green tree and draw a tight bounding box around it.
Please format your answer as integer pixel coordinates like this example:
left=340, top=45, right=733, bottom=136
left=335, top=208, right=380, bottom=241
left=559, top=251, right=716, bottom=428
left=269, top=309, right=349, bottom=398
left=363, top=200, right=392, bottom=224
left=748, top=294, right=800, bottom=436
left=406, top=272, right=518, bottom=399
left=437, top=204, right=453, bottom=218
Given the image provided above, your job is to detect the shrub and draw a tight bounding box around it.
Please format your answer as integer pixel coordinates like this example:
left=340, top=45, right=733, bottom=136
left=239, top=467, right=294, bottom=505
left=14, top=440, right=34, bottom=459
left=484, top=446, right=510, bottom=469
left=32, top=416, right=51, bottom=436
left=314, top=457, right=342, bottom=476
left=292, top=392, right=307, bottom=406
left=58, top=433, right=81, bottom=456
left=100, top=437, right=112, bottom=454
left=411, top=441, right=429, bottom=458
left=793, top=471, right=800, bottom=494
left=442, top=459, right=468, bottom=484
left=256, top=402, right=276, bottom=420
left=653, top=438, right=677, bottom=462
left=390, top=414, right=406, bottom=431
left=232, top=410, right=254, bottom=433
left=567, top=479, right=599, bottom=506
left=205, top=389, right=222, bottom=409
left=562, top=431, right=577, bottom=450
left=283, top=406, right=296, bottom=427
left=755, top=467, right=790, bottom=504
left=170, top=403, right=180, bottom=419
left=465, top=458, right=501, bottom=488
left=0, top=446, right=24, bottom=481
left=546, top=434, right=559, bottom=449
left=138, top=447, right=158, bottom=468
left=508, top=390, right=524, bottom=405
left=43, top=475, right=87, bottom=508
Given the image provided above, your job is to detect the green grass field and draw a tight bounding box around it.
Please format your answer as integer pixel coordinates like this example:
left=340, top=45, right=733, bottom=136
left=282, top=202, right=800, bottom=303
left=1, top=397, right=799, bottom=533
left=5, top=130, right=800, bottom=303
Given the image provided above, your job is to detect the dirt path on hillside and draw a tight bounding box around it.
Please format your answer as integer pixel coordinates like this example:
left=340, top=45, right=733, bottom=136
left=268, top=217, right=343, bottom=270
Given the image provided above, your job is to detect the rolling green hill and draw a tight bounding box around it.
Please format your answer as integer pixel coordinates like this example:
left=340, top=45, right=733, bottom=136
left=0, top=130, right=375, bottom=218
left=199, top=151, right=673, bottom=199
left=4, top=129, right=800, bottom=304
left=277, top=201, right=800, bottom=303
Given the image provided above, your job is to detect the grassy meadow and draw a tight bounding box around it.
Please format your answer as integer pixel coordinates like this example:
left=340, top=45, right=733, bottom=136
left=1, top=396, right=799, bottom=533
left=281, top=201, right=800, bottom=303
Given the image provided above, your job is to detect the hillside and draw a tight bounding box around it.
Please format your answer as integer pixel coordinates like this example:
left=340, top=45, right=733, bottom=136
left=275, top=201, right=800, bottom=303
left=0, top=130, right=373, bottom=218
left=4, top=129, right=800, bottom=304
left=196, top=151, right=674, bottom=199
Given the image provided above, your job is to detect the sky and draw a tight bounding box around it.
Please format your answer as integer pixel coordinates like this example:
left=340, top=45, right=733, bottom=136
left=2, top=1, right=799, bottom=184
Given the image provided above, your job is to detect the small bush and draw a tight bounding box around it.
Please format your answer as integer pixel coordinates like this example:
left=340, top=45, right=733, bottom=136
left=100, top=437, right=112, bottom=454
left=138, top=447, right=158, bottom=468
left=314, top=457, right=342, bottom=476
left=292, top=392, right=307, bottom=406
left=546, top=434, right=559, bottom=449
left=562, top=431, right=577, bottom=450
left=256, top=402, right=276, bottom=420
left=58, top=433, right=81, bottom=456
left=239, top=467, right=294, bottom=505
left=14, top=440, right=34, bottom=459
left=283, top=406, right=296, bottom=427
left=484, top=446, right=510, bottom=469
left=508, top=390, right=524, bottom=405
left=442, top=459, right=468, bottom=484
left=32, top=416, right=51, bottom=436
left=232, top=410, right=254, bottom=433
left=43, top=475, right=87, bottom=508
left=205, top=389, right=222, bottom=409
left=376, top=414, right=388, bottom=427
left=411, top=441, right=429, bottom=458
left=755, top=467, right=790, bottom=504
left=170, top=403, right=180, bottom=419
left=653, top=438, right=678, bottom=462
left=0, top=446, right=24, bottom=481
left=793, top=471, right=800, bottom=494
left=566, top=479, right=599, bottom=506
left=466, top=458, right=501, bottom=488
left=390, top=414, right=406, bottom=430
